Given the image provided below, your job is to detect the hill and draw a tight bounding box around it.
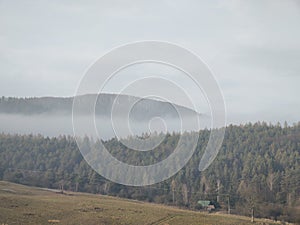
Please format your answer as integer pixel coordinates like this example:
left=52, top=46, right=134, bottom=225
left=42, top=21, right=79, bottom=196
left=0, top=181, right=282, bottom=225
left=0, top=94, right=202, bottom=138
left=0, top=123, right=299, bottom=222
left=0, top=94, right=200, bottom=119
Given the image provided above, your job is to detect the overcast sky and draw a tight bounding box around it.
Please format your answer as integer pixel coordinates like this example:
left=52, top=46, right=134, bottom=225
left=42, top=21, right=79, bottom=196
left=0, top=0, right=300, bottom=125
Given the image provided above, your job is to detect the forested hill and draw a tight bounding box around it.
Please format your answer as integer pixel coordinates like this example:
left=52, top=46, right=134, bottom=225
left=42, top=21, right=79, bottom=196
left=0, top=94, right=199, bottom=119
left=0, top=123, right=299, bottom=222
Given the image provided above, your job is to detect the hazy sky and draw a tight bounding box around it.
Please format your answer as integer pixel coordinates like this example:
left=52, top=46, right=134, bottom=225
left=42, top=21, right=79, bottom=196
left=1, top=0, right=300, bottom=124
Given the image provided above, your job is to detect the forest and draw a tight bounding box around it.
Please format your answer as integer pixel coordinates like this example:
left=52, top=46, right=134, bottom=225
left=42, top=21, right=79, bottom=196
left=0, top=122, right=299, bottom=223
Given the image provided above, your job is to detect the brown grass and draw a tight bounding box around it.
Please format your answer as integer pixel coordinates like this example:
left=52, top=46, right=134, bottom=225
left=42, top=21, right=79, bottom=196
left=0, top=181, right=282, bottom=225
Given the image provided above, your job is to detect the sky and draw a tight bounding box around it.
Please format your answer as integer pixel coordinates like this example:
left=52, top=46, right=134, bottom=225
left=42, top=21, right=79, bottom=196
left=0, top=0, right=300, bottom=125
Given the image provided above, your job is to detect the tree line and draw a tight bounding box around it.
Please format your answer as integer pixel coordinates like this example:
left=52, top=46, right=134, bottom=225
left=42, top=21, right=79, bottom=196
left=0, top=122, right=299, bottom=222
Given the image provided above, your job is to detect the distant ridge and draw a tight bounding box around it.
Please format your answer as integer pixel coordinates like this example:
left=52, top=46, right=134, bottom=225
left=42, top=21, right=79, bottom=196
left=0, top=94, right=200, bottom=120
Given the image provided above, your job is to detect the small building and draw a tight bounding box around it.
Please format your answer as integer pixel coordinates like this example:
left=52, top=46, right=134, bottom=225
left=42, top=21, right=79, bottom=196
left=198, top=200, right=211, bottom=207
left=197, top=200, right=215, bottom=212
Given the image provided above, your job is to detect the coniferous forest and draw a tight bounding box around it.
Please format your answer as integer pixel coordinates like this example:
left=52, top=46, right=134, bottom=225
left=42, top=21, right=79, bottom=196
left=0, top=122, right=299, bottom=223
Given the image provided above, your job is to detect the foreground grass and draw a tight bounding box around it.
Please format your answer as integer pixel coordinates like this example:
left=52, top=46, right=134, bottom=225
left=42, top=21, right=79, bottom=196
left=0, top=181, right=281, bottom=225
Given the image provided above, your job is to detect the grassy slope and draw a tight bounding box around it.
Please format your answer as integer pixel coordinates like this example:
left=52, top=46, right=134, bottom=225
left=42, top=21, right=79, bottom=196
left=0, top=181, right=281, bottom=225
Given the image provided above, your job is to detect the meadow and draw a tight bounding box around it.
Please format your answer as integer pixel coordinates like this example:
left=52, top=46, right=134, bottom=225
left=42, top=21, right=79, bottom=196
left=0, top=181, right=283, bottom=225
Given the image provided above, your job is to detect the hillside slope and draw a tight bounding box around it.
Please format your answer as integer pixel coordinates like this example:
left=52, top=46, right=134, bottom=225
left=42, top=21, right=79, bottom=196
left=0, top=181, right=281, bottom=225
left=0, top=94, right=200, bottom=119
left=0, top=123, right=299, bottom=222
left=0, top=94, right=203, bottom=138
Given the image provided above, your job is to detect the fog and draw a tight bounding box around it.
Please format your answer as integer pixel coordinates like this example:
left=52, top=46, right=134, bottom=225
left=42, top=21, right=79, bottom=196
left=0, top=113, right=210, bottom=140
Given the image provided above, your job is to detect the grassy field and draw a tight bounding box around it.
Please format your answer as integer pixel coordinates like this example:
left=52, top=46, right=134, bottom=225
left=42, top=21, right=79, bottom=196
left=0, top=181, right=283, bottom=225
